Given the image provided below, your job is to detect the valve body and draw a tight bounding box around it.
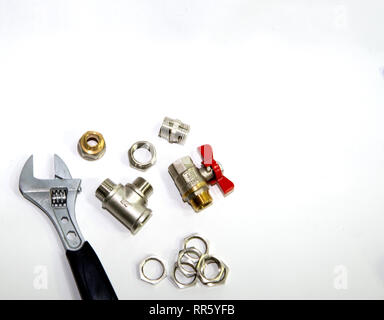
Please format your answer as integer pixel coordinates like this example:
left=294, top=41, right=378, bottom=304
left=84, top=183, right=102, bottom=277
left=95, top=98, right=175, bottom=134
left=168, top=156, right=213, bottom=212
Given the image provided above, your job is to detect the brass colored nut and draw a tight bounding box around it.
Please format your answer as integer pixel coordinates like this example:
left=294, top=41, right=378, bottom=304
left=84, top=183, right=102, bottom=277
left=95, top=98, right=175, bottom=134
left=78, top=131, right=106, bottom=161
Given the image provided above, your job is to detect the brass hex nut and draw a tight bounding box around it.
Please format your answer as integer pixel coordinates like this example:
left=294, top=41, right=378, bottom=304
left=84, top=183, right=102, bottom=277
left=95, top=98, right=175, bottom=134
left=78, top=131, right=106, bottom=161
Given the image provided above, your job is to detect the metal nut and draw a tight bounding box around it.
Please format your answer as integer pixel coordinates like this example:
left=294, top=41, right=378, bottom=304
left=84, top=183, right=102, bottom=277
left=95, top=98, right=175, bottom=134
left=200, top=262, right=229, bottom=287
left=128, top=141, right=156, bottom=170
left=183, top=234, right=210, bottom=258
left=139, top=256, right=167, bottom=285
left=77, top=131, right=106, bottom=161
left=171, top=261, right=198, bottom=289
left=177, top=247, right=202, bottom=278
left=196, top=254, right=226, bottom=285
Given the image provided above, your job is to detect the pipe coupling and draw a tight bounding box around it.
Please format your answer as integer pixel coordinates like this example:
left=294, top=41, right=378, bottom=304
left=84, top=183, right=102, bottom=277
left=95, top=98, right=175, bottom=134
left=96, top=177, right=153, bottom=234
left=159, top=117, right=190, bottom=144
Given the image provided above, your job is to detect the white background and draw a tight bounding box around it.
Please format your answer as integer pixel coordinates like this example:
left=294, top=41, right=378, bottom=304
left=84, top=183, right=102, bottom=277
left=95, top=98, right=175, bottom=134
left=1, top=0, right=384, bottom=299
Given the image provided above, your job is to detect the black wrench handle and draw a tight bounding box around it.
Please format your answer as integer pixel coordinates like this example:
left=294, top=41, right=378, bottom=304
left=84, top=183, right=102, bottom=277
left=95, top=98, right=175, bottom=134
left=66, top=241, right=118, bottom=300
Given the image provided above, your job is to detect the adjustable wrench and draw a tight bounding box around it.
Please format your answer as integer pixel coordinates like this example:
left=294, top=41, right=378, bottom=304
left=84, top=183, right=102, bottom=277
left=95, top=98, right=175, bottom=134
left=19, top=155, right=118, bottom=300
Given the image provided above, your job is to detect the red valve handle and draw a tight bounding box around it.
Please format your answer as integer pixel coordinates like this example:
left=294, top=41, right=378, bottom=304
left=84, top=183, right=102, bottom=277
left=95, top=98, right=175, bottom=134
left=198, top=144, right=234, bottom=195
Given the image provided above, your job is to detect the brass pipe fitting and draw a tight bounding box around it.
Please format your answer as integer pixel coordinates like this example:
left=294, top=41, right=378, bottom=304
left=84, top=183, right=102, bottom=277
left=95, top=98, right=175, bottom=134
left=95, top=177, right=153, bottom=234
left=168, top=156, right=213, bottom=212
left=78, top=131, right=106, bottom=161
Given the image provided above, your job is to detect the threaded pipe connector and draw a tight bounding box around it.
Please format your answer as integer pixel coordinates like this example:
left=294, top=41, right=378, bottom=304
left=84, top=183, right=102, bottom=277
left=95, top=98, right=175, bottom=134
left=95, top=178, right=116, bottom=201
left=95, top=178, right=153, bottom=234
left=132, top=177, right=153, bottom=198
left=159, top=117, right=190, bottom=144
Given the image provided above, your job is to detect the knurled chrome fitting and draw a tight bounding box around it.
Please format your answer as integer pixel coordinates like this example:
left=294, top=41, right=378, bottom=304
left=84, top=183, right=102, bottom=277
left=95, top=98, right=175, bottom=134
left=95, top=177, right=153, bottom=234
left=159, top=117, right=190, bottom=144
left=168, top=156, right=213, bottom=212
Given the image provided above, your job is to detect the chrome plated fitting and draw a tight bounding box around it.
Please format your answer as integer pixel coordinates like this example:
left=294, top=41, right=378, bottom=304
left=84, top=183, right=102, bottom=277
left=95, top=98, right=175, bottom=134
left=159, top=117, right=190, bottom=144
left=128, top=141, right=156, bottom=171
left=95, top=177, right=153, bottom=234
left=168, top=156, right=213, bottom=212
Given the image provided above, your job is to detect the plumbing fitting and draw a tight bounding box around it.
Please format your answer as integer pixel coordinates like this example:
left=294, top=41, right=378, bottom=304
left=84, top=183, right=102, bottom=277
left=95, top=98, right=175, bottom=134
left=158, top=117, right=190, bottom=144
left=95, top=177, right=153, bottom=234
left=139, top=256, right=167, bottom=285
left=128, top=141, right=157, bottom=171
left=78, top=131, right=106, bottom=161
left=170, top=234, right=229, bottom=289
left=168, top=144, right=234, bottom=212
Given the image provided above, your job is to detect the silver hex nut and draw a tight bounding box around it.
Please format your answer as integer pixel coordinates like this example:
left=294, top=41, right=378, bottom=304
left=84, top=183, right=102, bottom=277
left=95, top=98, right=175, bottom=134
left=139, top=256, right=167, bottom=285
left=200, top=262, right=229, bottom=287
left=197, top=255, right=228, bottom=286
left=171, top=262, right=198, bottom=289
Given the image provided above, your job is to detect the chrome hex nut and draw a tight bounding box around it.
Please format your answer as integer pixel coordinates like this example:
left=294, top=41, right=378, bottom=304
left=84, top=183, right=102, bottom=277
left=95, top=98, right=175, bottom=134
left=200, top=262, right=229, bottom=287
left=139, top=256, right=167, bottom=285
left=196, top=254, right=227, bottom=286
left=183, top=234, right=210, bottom=256
left=128, top=141, right=157, bottom=171
left=171, top=262, right=198, bottom=289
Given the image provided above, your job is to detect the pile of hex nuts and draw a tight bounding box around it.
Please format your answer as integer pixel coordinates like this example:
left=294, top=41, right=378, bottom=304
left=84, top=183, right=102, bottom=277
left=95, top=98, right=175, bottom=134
left=171, top=234, right=229, bottom=288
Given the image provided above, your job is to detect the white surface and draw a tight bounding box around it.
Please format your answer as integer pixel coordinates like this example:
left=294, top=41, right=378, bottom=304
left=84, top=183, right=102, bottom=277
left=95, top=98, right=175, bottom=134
left=1, top=0, right=384, bottom=299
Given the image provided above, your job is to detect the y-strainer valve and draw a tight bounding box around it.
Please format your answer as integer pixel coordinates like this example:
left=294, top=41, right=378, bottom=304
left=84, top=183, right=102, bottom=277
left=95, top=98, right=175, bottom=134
left=168, top=144, right=234, bottom=212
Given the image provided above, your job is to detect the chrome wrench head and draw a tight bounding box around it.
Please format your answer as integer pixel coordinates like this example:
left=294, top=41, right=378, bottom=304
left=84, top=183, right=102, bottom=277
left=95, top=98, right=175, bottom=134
left=19, top=155, right=85, bottom=251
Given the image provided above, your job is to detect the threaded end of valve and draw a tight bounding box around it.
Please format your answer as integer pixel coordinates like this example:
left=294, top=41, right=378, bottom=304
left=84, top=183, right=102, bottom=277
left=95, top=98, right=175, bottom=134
left=189, top=190, right=213, bottom=212
left=132, top=177, right=153, bottom=198
left=95, top=178, right=116, bottom=201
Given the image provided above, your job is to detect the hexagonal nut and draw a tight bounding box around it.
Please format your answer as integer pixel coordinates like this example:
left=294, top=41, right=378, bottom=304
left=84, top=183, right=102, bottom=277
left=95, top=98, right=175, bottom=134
left=77, top=131, right=106, bottom=161
left=171, top=262, right=198, bottom=289
left=201, top=262, right=229, bottom=287
left=139, top=256, right=167, bottom=285
left=128, top=141, right=157, bottom=170
left=183, top=234, right=210, bottom=257
left=177, top=247, right=202, bottom=278
left=196, top=254, right=228, bottom=286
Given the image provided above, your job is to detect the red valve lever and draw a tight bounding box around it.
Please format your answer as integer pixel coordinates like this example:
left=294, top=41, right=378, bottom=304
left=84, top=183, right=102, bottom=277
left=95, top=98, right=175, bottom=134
left=198, top=144, right=234, bottom=195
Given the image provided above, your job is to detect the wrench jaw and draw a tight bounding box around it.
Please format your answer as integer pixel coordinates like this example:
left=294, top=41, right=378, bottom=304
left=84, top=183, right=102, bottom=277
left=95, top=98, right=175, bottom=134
left=54, top=154, right=73, bottom=180
left=19, top=155, right=85, bottom=251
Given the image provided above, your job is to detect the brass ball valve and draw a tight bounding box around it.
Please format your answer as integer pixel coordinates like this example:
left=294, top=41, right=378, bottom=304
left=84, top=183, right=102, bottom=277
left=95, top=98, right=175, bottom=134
left=168, top=144, right=234, bottom=212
